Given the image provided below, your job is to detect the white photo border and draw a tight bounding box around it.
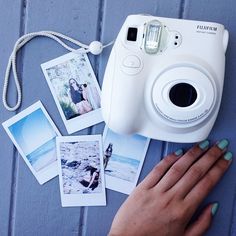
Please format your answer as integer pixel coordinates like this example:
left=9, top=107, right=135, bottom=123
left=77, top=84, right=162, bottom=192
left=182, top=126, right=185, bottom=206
left=103, top=126, right=150, bottom=195
left=2, top=101, right=61, bottom=184
left=41, top=51, right=103, bottom=134
left=56, top=135, right=106, bottom=207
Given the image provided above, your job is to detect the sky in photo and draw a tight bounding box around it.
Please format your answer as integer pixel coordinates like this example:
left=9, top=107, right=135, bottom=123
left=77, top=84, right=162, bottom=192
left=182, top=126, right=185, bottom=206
left=104, top=128, right=148, bottom=161
left=9, top=108, right=57, bottom=155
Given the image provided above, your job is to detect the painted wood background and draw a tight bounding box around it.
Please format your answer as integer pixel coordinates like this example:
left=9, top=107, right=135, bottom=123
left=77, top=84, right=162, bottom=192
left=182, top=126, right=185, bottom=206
left=0, top=0, right=236, bottom=235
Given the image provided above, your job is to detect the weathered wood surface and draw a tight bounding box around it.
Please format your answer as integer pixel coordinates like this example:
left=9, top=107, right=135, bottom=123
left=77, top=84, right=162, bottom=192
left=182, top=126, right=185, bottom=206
left=0, top=1, right=235, bottom=235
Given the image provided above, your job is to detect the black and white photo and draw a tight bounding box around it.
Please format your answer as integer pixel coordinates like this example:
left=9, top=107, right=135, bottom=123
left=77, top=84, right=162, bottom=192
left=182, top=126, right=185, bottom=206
left=57, top=135, right=106, bottom=207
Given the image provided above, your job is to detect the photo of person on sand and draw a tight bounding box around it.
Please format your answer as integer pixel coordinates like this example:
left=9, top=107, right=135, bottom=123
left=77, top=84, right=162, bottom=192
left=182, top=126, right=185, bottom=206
left=59, top=140, right=103, bottom=194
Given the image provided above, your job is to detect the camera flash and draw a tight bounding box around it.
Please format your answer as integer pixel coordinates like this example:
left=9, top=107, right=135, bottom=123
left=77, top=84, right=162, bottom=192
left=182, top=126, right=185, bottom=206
left=144, top=20, right=162, bottom=54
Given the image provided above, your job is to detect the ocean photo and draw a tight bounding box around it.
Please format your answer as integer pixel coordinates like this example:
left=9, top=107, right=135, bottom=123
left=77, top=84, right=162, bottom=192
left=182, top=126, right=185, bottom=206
left=27, top=137, right=57, bottom=172
left=105, top=154, right=140, bottom=182
left=8, top=107, right=58, bottom=173
left=103, top=128, right=149, bottom=183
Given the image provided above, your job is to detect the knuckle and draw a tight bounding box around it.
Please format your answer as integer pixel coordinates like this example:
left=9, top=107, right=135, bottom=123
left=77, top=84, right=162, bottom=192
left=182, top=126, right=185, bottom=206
left=187, top=147, right=199, bottom=158
left=189, top=165, right=203, bottom=178
left=202, top=174, right=215, bottom=192
left=155, top=155, right=178, bottom=173
left=201, top=159, right=229, bottom=194
left=204, top=213, right=212, bottom=227
left=171, top=208, right=186, bottom=222
left=150, top=163, right=165, bottom=177
left=206, top=148, right=221, bottom=160
left=162, top=155, right=176, bottom=166
left=171, top=164, right=184, bottom=176
left=216, top=159, right=229, bottom=172
left=153, top=162, right=163, bottom=172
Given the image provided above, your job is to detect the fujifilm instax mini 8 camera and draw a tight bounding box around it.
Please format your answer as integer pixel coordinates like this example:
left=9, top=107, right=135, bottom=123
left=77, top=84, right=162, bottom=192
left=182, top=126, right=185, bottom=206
left=101, top=14, right=229, bottom=143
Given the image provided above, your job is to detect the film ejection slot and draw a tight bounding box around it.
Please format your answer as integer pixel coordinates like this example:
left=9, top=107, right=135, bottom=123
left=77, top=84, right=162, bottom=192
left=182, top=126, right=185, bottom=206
left=143, top=20, right=162, bottom=54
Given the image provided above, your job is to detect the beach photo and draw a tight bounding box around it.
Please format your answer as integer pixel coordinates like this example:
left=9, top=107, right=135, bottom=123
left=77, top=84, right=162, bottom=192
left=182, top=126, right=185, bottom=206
left=103, top=127, right=150, bottom=194
left=57, top=135, right=106, bottom=207
left=41, top=51, right=103, bottom=134
left=2, top=101, right=61, bottom=184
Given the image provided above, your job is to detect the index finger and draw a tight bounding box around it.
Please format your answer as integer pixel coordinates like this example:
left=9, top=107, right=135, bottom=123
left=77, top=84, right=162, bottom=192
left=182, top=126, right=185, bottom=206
left=138, top=150, right=182, bottom=189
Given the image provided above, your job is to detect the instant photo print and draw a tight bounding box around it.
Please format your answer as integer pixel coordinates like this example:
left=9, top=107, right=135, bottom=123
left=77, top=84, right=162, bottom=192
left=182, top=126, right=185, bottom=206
left=2, top=101, right=61, bottom=184
left=56, top=135, right=106, bottom=207
left=103, top=126, right=150, bottom=195
left=41, top=51, right=103, bottom=134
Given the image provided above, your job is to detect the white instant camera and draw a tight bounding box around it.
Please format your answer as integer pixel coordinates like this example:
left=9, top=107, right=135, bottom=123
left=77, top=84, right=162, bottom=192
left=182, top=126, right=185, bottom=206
left=101, top=14, right=229, bottom=143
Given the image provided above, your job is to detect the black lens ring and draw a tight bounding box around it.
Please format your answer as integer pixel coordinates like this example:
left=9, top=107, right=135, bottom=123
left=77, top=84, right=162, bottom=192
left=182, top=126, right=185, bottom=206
left=169, top=83, right=197, bottom=107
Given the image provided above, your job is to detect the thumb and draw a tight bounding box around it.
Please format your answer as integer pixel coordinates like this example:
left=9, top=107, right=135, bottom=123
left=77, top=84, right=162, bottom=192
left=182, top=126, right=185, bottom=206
left=185, top=203, right=219, bottom=236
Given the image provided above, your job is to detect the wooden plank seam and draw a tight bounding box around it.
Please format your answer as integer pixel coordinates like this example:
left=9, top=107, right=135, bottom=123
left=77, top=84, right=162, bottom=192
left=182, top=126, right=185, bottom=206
left=8, top=0, right=29, bottom=235
left=179, top=0, right=187, bottom=19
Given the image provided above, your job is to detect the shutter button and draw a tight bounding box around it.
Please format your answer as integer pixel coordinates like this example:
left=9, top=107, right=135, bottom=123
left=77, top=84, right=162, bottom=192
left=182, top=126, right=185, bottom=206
left=121, top=55, right=142, bottom=75
left=123, top=55, right=141, bottom=68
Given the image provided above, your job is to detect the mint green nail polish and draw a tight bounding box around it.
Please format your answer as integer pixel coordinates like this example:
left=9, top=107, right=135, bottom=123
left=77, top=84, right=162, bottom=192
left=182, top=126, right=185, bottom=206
left=199, top=140, right=209, bottom=150
left=211, top=203, right=219, bottom=216
left=175, top=149, right=183, bottom=156
left=217, top=139, right=229, bottom=150
left=224, top=151, right=233, bottom=161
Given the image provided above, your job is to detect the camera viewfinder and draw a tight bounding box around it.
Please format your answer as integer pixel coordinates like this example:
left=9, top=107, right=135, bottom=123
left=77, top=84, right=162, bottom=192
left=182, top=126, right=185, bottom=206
left=127, top=27, right=138, bottom=41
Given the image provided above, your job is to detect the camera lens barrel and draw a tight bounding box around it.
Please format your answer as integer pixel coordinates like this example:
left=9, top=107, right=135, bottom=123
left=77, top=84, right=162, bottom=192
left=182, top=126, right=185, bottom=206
left=151, top=65, right=216, bottom=125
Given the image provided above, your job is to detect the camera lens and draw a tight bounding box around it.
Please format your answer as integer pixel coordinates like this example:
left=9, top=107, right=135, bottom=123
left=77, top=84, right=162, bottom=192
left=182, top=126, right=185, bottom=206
left=127, top=27, right=138, bottom=41
left=169, top=83, right=197, bottom=107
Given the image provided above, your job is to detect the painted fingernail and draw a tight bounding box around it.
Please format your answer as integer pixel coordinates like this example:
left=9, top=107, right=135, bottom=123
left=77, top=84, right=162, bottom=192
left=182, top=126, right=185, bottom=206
left=175, top=149, right=183, bottom=156
left=199, top=140, right=209, bottom=150
left=224, top=151, right=233, bottom=161
left=217, top=139, right=229, bottom=150
left=211, top=203, right=219, bottom=216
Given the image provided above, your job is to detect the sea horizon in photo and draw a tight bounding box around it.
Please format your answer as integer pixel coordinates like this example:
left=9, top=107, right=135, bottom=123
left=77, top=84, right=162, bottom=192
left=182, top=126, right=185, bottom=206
left=8, top=107, right=57, bottom=156
left=27, top=137, right=57, bottom=172
left=105, top=154, right=140, bottom=182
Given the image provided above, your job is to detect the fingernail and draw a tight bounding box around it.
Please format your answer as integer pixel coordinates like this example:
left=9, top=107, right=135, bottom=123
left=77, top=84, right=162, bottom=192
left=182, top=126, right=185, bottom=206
left=199, top=140, right=209, bottom=150
left=175, top=149, right=183, bottom=156
left=211, top=203, right=219, bottom=216
left=224, top=151, right=233, bottom=161
left=217, top=139, right=229, bottom=150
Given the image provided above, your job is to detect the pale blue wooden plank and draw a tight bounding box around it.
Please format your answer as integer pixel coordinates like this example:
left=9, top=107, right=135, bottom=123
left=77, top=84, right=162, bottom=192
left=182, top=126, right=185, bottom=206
left=1, top=0, right=235, bottom=236
left=10, top=1, right=101, bottom=235
left=87, top=1, right=183, bottom=235
left=0, top=0, right=23, bottom=235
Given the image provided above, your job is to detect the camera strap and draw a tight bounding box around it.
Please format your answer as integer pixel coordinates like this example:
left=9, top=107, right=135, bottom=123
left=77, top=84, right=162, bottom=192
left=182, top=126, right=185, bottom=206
left=2, top=31, right=113, bottom=111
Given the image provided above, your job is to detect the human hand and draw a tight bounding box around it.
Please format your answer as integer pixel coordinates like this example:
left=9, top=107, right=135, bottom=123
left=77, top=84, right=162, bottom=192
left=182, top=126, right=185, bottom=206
left=109, top=139, right=232, bottom=236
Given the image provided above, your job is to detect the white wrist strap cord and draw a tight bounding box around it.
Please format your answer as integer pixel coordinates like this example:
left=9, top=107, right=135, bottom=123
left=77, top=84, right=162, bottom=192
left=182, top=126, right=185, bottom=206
left=2, top=30, right=114, bottom=111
